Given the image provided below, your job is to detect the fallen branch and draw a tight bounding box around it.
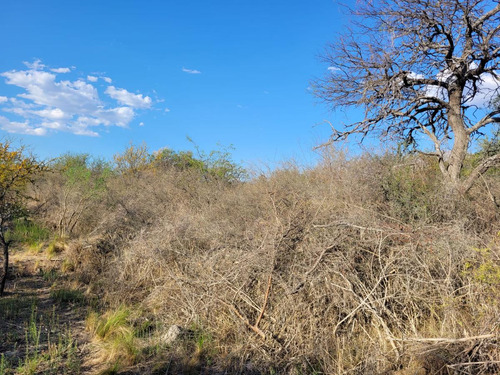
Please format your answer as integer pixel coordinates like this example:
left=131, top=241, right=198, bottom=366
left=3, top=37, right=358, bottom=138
left=254, top=274, right=272, bottom=329
left=220, top=299, right=266, bottom=340
left=393, top=333, right=496, bottom=343
left=313, top=222, right=384, bottom=232
left=447, top=360, right=500, bottom=367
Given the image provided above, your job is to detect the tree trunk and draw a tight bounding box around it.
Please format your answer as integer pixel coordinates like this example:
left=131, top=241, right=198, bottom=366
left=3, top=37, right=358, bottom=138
left=446, top=89, right=469, bottom=189
left=0, top=238, right=9, bottom=297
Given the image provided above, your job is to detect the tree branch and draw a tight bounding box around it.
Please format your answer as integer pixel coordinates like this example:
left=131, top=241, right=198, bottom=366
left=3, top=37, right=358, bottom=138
left=467, top=109, right=500, bottom=135
left=462, top=153, right=500, bottom=193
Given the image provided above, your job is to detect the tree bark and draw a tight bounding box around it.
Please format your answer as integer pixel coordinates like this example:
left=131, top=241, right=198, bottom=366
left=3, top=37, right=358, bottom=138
left=446, top=89, right=469, bottom=188
left=0, top=238, right=9, bottom=297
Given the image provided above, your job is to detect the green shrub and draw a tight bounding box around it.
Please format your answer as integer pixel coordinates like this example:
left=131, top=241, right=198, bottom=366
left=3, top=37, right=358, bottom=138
left=464, top=247, right=500, bottom=285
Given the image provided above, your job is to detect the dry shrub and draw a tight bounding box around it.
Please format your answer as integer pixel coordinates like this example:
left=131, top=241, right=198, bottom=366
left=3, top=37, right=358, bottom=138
left=39, top=149, right=500, bottom=374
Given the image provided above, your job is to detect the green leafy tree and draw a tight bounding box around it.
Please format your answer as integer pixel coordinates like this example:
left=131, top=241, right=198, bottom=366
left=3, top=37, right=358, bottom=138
left=153, top=142, right=246, bottom=183
left=0, top=142, right=43, bottom=296
left=53, top=153, right=112, bottom=237
left=152, top=148, right=206, bottom=172
left=113, top=143, right=150, bottom=175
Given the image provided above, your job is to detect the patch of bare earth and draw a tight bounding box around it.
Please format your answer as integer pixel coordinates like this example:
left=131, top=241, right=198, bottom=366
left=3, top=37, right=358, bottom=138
left=0, top=248, right=103, bottom=374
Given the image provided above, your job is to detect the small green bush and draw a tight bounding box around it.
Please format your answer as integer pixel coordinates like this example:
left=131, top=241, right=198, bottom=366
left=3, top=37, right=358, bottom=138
left=464, top=247, right=500, bottom=285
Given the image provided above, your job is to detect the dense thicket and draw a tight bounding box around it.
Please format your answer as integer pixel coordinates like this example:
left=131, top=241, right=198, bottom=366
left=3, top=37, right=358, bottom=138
left=21, top=144, right=500, bottom=374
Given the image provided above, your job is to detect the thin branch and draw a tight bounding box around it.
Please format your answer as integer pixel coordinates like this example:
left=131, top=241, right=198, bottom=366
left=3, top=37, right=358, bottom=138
left=254, top=275, right=272, bottom=329
left=220, top=299, right=266, bottom=340
left=462, top=153, right=500, bottom=193
left=467, top=109, right=500, bottom=135
left=393, top=333, right=496, bottom=343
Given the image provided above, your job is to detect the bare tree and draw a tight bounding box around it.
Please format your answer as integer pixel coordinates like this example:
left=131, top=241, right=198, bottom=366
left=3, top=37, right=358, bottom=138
left=315, top=0, right=500, bottom=193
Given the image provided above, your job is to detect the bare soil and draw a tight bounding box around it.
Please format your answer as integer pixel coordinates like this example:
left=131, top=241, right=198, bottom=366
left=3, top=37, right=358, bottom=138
left=0, top=248, right=100, bottom=374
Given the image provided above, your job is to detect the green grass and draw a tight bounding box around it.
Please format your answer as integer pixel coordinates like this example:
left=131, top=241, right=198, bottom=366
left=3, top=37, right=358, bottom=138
left=1, top=299, right=81, bottom=375
left=86, top=306, right=139, bottom=366
left=40, top=268, right=59, bottom=283
left=0, top=354, right=10, bottom=375
left=50, top=288, right=86, bottom=305
left=0, top=295, right=38, bottom=321
left=46, top=240, right=65, bottom=257
left=6, top=219, right=50, bottom=248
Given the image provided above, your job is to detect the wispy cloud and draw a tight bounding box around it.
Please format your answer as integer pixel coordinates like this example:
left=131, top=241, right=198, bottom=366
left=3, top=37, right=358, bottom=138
left=327, top=66, right=341, bottom=72
left=182, top=67, right=201, bottom=74
left=24, top=59, right=45, bottom=70
left=0, top=60, right=155, bottom=136
left=50, top=67, right=71, bottom=73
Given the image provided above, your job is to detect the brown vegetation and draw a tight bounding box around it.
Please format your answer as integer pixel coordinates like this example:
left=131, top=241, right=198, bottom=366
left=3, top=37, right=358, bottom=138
left=17, top=145, right=499, bottom=374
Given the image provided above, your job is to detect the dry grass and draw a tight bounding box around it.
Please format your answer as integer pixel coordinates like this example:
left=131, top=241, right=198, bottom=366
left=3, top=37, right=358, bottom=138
left=31, top=149, right=500, bottom=374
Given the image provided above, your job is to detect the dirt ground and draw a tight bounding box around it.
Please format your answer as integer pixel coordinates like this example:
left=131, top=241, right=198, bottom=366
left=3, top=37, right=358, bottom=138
left=0, top=248, right=102, bottom=374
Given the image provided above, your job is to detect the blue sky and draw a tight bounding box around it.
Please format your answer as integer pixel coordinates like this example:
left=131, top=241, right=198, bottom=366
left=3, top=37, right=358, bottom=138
left=0, top=0, right=354, bottom=166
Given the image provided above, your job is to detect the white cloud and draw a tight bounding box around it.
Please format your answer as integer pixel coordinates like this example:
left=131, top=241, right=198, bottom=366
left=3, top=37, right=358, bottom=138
left=327, top=66, right=340, bottom=72
left=182, top=67, right=201, bottom=74
left=96, top=106, right=135, bottom=126
left=102, top=76, right=112, bottom=83
left=465, top=72, right=500, bottom=107
left=0, top=61, right=155, bottom=136
left=164, top=108, right=171, bottom=112
left=0, top=116, right=47, bottom=136
left=50, top=67, right=71, bottom=73
left=424, top=70, right=500, bottom=108
left=34, top=108, right=68, bottom=120
left=139, top=122, right=144, bottom=126
left=105, top=86, right=152, bottom=109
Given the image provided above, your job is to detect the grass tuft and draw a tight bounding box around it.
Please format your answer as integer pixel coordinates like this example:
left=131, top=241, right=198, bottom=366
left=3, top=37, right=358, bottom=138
left=86, top=306, right=138, bottom=366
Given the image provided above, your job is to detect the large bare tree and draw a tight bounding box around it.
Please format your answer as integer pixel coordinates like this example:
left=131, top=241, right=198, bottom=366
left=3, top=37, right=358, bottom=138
left=315, top=0, right=500, bottom=193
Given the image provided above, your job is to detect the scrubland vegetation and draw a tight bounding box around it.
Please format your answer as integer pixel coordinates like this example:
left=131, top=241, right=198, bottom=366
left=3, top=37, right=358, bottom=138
left=1, top=141, right=499, bottom=374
